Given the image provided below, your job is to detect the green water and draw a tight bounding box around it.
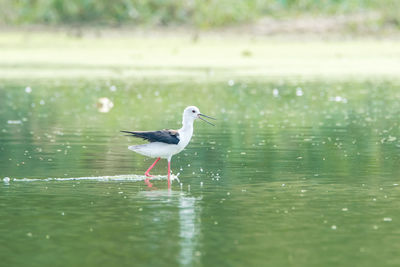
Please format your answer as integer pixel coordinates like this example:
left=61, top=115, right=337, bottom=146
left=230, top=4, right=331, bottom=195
left=1, top=78, right=400, bottom=267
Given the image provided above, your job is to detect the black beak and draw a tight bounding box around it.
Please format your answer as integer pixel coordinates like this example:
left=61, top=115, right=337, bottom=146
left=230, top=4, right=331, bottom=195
left=198, top=113, right=216, bottom=126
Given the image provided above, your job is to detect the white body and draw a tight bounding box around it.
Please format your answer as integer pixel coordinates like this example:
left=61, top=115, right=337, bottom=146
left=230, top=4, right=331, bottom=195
left=128, top=107, right=197, bottom=161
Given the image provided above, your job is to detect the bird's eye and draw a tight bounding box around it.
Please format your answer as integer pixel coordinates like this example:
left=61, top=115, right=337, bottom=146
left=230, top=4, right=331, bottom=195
left=192, top=110, right=196, bottom=113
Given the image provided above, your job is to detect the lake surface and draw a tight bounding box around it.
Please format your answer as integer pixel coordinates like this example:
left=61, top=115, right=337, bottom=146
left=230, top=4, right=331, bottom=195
left=1, top=78, right=400, bottom=266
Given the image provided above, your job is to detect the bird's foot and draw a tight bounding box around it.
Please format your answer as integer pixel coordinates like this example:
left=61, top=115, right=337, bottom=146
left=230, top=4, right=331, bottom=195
left=145, top=178, right=153, bottom=188
left=145, top=172, right=154, bottom=178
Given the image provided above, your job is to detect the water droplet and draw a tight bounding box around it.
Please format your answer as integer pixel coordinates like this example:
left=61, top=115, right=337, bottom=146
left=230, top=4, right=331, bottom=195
left=25, top=86, right=32, bottom=93
left=331, top=225, right=337, bottom=230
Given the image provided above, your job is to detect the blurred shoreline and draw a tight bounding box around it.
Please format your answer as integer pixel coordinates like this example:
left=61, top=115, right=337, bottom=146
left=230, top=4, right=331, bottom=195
left=1, top=12, right=400, bottom=41
left=1, top=13, right=400, bottom=81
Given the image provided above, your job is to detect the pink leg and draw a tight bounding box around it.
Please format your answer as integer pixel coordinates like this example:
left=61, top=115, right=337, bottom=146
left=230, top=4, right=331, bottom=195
left=144, top=157, right=160, bottom=187
left=167, top=160, right=171, bottom=189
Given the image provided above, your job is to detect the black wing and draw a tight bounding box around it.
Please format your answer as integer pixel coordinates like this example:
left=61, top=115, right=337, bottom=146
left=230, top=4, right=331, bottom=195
left=121, top=129, right=180, bottom=144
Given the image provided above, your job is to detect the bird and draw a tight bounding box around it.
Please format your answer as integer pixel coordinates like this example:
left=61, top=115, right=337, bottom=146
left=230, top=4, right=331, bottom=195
left=121, top=106, right=215, bottom=188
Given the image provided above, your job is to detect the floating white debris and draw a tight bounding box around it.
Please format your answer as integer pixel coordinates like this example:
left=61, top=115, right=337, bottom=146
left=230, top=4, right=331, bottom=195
left=331, top=225, right=337, bottom=230
left=383, top=217, right=392, bottom=222
left=110, top=85, right=117, bottom=92
left=296, top=87, right=303, bottom=96
left=97, top=97, right=114, bottom=113
left=3, top=177, right=10, bottom=184
left=200, top=182, right=203, bottom=187
left=228, top=80, right=235, bottom=86
left=39, top=100, right=45, bottom=105
left=7, top=120, right=22, bottom=124
left=272, top=88, right=279, bottom=97
left=342, top=208, right=348, bottom=211
left=25, top=86, right=32, bottom=93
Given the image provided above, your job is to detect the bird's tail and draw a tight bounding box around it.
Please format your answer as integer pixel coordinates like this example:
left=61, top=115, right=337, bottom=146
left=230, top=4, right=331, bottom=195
left=121, top=130, right=135, bottom=135
left=121, top=130, right=142, bottom=138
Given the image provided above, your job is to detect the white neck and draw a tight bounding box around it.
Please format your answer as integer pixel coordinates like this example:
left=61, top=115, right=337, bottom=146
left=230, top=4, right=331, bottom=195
left=177, top=117, right=194, bottom=149
left=181, top=116, right=194, bottom=131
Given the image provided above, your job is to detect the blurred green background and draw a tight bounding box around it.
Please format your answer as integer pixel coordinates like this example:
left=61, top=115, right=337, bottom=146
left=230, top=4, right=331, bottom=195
left=2, top=1, right=400, bottom=267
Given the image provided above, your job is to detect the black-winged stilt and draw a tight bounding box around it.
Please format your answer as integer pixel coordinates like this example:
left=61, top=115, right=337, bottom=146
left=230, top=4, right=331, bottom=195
left=121, top=106, right=215, bottom=188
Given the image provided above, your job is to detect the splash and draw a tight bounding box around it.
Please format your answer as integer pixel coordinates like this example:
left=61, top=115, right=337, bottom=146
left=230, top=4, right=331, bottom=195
left=10, top=174, right=179, bottom=183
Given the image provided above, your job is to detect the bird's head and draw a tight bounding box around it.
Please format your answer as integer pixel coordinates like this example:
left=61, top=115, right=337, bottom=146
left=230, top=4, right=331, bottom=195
left=183, top=106, right=215, bottom=126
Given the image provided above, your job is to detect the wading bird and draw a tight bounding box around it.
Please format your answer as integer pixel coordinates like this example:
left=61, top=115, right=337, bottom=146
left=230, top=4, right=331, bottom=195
left=121, top=106, right=215, bottom=188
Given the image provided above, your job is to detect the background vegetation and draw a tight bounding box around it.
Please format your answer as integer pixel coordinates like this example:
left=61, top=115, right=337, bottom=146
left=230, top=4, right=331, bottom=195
left=0, top=0, right=399, bottom=29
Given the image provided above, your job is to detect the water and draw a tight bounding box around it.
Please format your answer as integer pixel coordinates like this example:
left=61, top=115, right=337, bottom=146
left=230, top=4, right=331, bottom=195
left=1, top=78, right=400, bottom=266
